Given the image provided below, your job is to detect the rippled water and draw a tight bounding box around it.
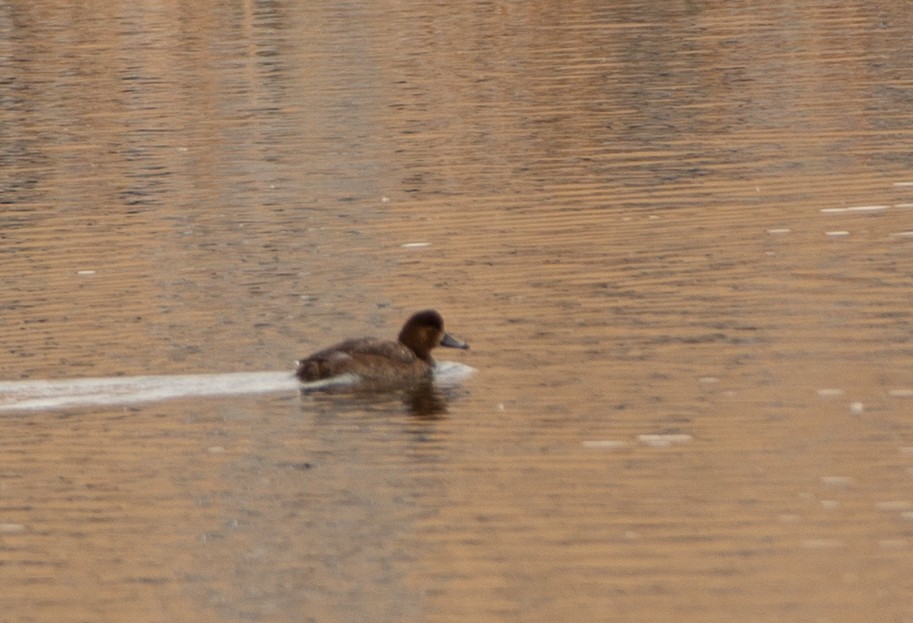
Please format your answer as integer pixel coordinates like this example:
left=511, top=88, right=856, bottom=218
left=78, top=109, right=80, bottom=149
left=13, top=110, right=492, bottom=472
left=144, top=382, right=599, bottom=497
left=3, top=1, right=913, bottom=621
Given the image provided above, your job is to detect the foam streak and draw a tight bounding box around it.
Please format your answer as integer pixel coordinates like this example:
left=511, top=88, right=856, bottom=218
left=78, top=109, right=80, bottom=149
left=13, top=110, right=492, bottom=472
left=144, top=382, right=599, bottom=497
left=0, top=372, right=300, bottom=412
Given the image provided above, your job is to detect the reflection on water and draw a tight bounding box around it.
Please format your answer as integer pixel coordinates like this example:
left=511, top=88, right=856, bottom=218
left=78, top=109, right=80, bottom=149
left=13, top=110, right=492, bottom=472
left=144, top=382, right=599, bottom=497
left=298, top=361, right=474, bottom=417
left=3, top=1, right=913, bottom=622
left=301, top=379, right=456, bottom=419
left=401, top=380, right=451, bottom=418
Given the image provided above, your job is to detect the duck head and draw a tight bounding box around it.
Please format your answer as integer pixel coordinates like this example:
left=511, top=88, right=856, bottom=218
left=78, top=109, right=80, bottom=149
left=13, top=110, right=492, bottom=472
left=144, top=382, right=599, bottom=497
left=398, top=309, right=469, bottom=363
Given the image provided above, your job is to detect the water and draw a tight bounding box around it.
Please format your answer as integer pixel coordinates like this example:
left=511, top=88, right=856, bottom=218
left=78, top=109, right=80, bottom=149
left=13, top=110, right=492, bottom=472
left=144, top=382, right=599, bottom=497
left=0, top=363, right=474, bottom=412
left=3, top=1, right=913, bottom=621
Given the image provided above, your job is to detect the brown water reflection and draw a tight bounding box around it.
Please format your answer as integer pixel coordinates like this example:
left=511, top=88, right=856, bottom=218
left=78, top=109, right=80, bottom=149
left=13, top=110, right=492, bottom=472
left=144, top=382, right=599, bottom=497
left=3, top=1, right=913, bottom=621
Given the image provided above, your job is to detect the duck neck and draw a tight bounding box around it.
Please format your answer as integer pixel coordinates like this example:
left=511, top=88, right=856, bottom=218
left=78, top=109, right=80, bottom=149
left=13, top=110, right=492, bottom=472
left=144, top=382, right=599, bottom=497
left=398, top=332, right=433, bottom=364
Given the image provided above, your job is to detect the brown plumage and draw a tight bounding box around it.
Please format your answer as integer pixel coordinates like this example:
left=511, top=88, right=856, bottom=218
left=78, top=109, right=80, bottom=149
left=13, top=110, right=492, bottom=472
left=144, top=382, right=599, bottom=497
left=295, top=310, right=468, bottom=385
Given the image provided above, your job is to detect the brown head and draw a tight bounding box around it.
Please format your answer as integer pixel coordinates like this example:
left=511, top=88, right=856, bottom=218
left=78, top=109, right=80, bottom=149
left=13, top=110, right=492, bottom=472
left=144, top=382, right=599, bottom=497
left=397, top=309, right=469, bottom=363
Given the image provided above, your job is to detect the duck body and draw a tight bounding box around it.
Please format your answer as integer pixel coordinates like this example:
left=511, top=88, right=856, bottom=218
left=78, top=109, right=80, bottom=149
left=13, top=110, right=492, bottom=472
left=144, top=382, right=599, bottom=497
left=295, top=310, right=468, bottom=387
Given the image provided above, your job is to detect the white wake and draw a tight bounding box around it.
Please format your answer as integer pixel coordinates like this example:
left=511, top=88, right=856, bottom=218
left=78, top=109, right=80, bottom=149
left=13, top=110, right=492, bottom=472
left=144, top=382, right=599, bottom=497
left=0, top=362, right=475, bottom=412
left=0, top=372, right=300, bottom=412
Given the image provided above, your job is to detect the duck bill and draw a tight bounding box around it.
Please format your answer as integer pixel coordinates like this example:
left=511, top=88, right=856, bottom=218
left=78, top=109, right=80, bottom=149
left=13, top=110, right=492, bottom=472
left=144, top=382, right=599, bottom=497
left=440, top=332, right=469, bottom=350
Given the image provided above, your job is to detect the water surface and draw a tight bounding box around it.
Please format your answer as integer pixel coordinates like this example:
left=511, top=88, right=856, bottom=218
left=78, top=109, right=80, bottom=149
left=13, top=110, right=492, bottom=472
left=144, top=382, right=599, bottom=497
left=2, top=1, right=913, bottom=621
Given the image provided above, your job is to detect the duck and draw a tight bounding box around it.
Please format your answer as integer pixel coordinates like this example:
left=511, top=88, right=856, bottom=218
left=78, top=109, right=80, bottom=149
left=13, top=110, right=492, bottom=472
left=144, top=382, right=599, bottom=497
left=295, top=309, right=469, bottom=387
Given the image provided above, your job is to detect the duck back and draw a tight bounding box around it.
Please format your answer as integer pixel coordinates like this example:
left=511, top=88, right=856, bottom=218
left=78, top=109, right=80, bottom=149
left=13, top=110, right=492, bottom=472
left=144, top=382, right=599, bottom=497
left=295, top=337, right=426, bottom=382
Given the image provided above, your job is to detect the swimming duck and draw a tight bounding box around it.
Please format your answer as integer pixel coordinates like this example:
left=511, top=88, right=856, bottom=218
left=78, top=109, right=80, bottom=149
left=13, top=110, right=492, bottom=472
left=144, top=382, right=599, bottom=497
left=295, top=309, right=469, bottom=386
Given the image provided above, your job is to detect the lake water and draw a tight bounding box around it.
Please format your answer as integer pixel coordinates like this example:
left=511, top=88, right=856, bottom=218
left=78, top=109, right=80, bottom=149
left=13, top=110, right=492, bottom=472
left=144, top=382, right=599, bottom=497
left=2, top=1, right=913, bottom=621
